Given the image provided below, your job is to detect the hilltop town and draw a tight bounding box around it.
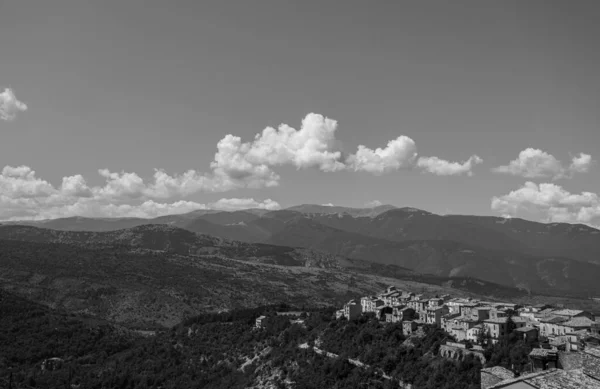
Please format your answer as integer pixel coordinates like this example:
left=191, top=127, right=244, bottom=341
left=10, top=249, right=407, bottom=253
left=335, top=286, right=600, bottom=388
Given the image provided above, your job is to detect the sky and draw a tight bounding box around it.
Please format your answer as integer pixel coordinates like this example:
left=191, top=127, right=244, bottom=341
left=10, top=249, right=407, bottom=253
left=1, top=0, right=599, bottom=226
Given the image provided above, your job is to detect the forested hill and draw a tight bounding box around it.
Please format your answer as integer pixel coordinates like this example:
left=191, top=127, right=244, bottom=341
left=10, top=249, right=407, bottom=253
left=0, top=290, right=484, bottom=389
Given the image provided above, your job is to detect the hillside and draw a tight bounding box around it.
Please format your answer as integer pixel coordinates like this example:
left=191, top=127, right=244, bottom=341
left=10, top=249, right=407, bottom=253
left=1, top=228, right=501, bottom=328
left=0, top=290, right=484, bottom=389
left=3, top=205, right=600, bottom=298
left=6, top=206, right=599, bottom=267
left=2, top=218, right=600, bottom=298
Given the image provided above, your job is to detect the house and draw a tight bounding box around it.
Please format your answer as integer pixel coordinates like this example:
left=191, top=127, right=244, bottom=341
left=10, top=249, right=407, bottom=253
left=389, top=306, right=415, bottom=323
left=385, top=313, right=394, bottom=323
left=451, top=316, right=481, bottom=331
left=398, top=291, right=415, bottom=303
left=428, top=298, right=444, bottom=308
left=539, top=315, right=568, bottom=337
left=514, top=326, right=538, bottom=342
left=566, top=329, right=589, bottom=352
left=441, top=312, right=461, bottom=330
left=335, top=309, right=344, bottom=319
left=360, top=296, right=385, bottom=313
left=446, top=315, right=480, bottom=340
left=408, top=299, right=429, bottom=316
left=426, top=305, right=449, bottom=326
left=255, top=315, right=266, bottom=328
left=480, top=366, right=515, bottom=389
left=459, top=303, right=480, bottom=318
left=487, top=368, right=600, bottom=389
left=467, top=324, right=484, bottom=343
left=529, top=348, right=558, bottom=372
left=343, top=300, right=363, bottom=320
left=559, top=317, right=596, bottom=334
left=483, top=317, right=527, bottom=343
left=471, top=307, right=492, bottom=322
left=375, top=305, right=393, bottom=320
left=552, top=309, right=594, bottom=321
left=451, top=327, right=468, bottom=341
left=533, top=308, right=558, bottom=323
left=489, top=309, right=508, bottom=320
left=446, top=298, right=472, bottom=315
left=380, top=290, right=403, bottom=306
left=403, top=321, right=418, bottom=335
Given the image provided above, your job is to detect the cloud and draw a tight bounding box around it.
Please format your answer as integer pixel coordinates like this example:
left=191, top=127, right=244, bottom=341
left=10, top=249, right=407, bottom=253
left=0, top=193, right=280, bottom=221
left=95, top=169, right=148, bottom=200
left=210, top=113, right=345, bottom=188
left=0, top=166, right=56, bottom=198
left=346, top=136, right=417, bottom=175
left=0, top=164, right=282, bottom=220
left=492, top=148, right=594, bottom=179
left=365, top=200, right=383, bottom=207
left=0, top=198, right=210, bottom=220
left=569, top=153, right=594, bottom=174
left=0, top=88, right=27, bottom=121
left=417, top=155, right=483, bottom=176
left=209, top=198, right=281, bottom=211
left=0, top=113, right=484, bottom=219
left=491, top=181, right=600, bottom=227
left=212, top=113, right=480, bottom=181
left=60, top=175, right=94, bottom=197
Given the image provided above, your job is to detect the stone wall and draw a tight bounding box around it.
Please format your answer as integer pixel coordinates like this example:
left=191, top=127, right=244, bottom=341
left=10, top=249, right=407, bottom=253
left=439, top=344, right=486, bottom=364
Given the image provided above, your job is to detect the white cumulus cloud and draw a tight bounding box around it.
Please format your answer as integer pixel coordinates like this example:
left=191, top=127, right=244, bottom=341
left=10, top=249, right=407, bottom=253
left=491, top=181, right=600, bottom=227
left=365, top=200, right=383, bottom=207
left=0, top=166, right=56, bottom=198
left=569, top=153, right=594, bottom=174
left=210, top=113, right=345, bottom=188
left=492, top=148, right=594, bottom=179
left=417, top=155, right=483, bottom=176
left=0, top=88, right=27, bottom=121
left=346, top=136, right=417, bottom=175
left=0, top=164, right=283, bottom=220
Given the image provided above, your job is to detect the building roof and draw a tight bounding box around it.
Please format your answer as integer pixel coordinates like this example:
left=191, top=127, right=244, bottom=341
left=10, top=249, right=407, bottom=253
left=553, top=309, right=586, bottom=317
left=481, top=366, right=515, bottom=381
left=456, top=316, right=479, bottom=323
left=529, top=348, right=557, bottom=358
left=489, top=368, right=600, bottom=389
left=514, top=326, right=537, bottom=333
left=536, top=308, right=557, bottom=316
left=485, top=318, right=509, bottom=324
left=566, top=329, right=590, bottom=337
left=540, top=315, right=568, bottom=324
left=585, top=347, right=600, bottom=358
left=562, top=317, right=595, bottom=328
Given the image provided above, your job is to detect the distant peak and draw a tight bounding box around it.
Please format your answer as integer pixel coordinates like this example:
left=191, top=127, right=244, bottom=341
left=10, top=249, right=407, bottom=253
left=395, top=207, right=432, bottom=214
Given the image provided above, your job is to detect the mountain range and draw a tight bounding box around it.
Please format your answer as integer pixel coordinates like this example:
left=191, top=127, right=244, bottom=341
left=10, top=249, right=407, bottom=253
left=1, top=204, right=600, bottom=300
left=2, top=223, right=522, bottom=328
